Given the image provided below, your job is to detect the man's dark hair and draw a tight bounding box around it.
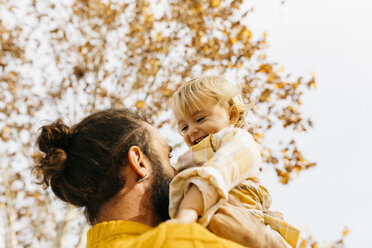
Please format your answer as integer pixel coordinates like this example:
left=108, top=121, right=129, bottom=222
left=33, top=108, right=154, bottom=223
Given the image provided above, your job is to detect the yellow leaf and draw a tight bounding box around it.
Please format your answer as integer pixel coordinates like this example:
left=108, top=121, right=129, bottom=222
left=243, top=29, right=252, bottom=39
left=136, top=100, right=145, bottom=109
left=230, top=37, right=238, bottom=44
left=9, top=71, right=18, bottom=79
left=144, top=13, right=154, bottom=22
left=259, top=88, right=272, bottom=102
left=161, top=87, right=172, bottom=97
left=311, top=243, right=319, bottom=248
left=2, top=126, right=12, bottom=134
left=157, top=33, right=163, bottom=41
left=299, top=239, right=307, bottom=248
left=342, top=227, right=351, bottom=236
left=276, top=66, right=284, bottom=73
left=211, top=0, right=220, bottom=7
left=33, top=193, right=40, bottom=200
left=279, top=173, right=290, bottom=184
left=281, top=148, right=288, bottom=155
left=253, top=132, right=264, bottom=141
left=257, top=64, right=272, bottom=73
left=294, top=165, right=302, bottom=175
left=268, top=74, right=275, bottom=83
left=275, top=82, right=285, bottom=89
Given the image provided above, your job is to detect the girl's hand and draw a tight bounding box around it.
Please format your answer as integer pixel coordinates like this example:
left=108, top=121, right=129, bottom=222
left=166, top=208, right=198, bottom=224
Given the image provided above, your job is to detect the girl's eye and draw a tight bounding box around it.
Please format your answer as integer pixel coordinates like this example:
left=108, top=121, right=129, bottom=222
left=196, top=117, right=205, bottom=122
left=180, top=126, right=188, bottom=132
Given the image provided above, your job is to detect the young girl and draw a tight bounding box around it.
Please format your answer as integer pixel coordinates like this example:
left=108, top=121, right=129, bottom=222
left=168, top=76, right=299, bottom=248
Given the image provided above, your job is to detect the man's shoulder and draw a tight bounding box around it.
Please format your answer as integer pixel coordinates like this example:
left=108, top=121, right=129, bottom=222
left=87, top=221, right=245, bottom=248
left=147, top=222, right=246, bottom=248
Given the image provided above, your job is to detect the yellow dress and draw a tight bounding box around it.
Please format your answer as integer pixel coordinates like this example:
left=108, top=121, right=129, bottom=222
left=86, top=221, right=247, bottom=248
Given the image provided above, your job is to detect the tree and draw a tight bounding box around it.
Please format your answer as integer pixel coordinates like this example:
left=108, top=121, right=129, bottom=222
left=0, top=0, right=321, bottom=247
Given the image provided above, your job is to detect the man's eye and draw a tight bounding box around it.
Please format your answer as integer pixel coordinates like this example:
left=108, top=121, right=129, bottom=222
left=196, top=117, right=205, bottom=122
left=168, top=153, right=173, bottom=158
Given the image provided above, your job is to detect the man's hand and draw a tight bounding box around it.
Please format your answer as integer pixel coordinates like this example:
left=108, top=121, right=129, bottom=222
left=208, top=196, right=291, bottom=248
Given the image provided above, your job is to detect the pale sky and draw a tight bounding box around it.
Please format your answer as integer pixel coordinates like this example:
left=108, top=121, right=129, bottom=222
left=244, top=0, right=372, bottom=247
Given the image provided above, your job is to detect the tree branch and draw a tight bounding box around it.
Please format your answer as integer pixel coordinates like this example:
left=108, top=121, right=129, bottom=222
left=75, top=222, right=90, bottom=248
left=2, top=167, right=18, bottom=248
left=54, top=204, right=79, bottom=248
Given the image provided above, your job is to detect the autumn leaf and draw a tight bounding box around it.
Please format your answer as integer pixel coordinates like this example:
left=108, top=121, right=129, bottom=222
left=342, top=227, right=351, bottom=236
left=211, top=0, right=220, bottom=7
left=136, top=100, right=145, bottom=109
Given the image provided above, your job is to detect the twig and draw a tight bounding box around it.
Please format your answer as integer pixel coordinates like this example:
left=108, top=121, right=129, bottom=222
left=2, top=167, right=18, bottom=248
left=75, top=222, right=90, bottom=248
left=54, top=204, right=79, bottom=248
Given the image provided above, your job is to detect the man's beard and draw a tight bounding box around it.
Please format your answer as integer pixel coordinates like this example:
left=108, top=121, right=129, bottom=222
left=150, top=157, right=173, bottom=222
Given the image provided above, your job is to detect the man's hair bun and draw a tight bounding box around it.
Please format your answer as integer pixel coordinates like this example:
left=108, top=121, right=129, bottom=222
left=34, top=120, right=73, bottom=188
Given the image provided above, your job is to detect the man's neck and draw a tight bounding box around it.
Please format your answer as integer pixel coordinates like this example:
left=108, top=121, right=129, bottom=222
left=94, top=183, right=161, bottom=227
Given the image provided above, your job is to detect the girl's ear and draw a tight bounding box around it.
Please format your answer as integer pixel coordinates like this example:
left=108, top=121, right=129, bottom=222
left=229, top=105, right=239, bottom=125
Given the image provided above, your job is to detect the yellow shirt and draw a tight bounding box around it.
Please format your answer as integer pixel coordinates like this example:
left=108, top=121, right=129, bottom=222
left=87, top=220, right=247, bottom=248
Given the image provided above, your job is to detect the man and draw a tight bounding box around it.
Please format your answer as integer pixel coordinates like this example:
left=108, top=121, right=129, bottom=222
left=34, top=109, right=286, bottom=248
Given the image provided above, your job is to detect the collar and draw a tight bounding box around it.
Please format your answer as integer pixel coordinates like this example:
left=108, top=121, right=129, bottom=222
left=87, top=220, right=153, bottom=246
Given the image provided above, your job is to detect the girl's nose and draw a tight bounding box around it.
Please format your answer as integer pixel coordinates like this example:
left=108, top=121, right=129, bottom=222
left=188, top=125, right=197, bottom=135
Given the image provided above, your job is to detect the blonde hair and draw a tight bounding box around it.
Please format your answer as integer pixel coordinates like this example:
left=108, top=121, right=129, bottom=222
left=171, top=76, right=253, bottom=128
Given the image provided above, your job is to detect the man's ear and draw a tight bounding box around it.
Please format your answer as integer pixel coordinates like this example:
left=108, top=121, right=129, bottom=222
left=229, top=105, right=239, bottom=125
left=127, top=146, right=148, bottom=179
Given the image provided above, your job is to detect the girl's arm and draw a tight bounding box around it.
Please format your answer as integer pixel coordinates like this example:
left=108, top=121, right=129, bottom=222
left=168, top=185, right=203, bottom=223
